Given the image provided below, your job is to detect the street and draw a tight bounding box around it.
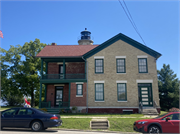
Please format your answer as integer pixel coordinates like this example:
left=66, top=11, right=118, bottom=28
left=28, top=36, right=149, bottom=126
left=0, top=128, right=138, bottom=134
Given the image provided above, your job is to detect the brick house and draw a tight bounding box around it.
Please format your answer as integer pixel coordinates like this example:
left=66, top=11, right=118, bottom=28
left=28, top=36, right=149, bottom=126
left=36, top=29, right=161, bottom=114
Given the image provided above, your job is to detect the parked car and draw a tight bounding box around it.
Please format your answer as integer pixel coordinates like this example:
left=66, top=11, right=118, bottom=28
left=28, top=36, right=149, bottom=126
left=133, top=112, right=180, bottom=133
left=1, top=107, right=62, bottom=131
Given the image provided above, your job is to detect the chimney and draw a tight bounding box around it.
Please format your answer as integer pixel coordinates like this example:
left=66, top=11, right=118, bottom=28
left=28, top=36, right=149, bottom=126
left=52, top=43, right=56, bottom=46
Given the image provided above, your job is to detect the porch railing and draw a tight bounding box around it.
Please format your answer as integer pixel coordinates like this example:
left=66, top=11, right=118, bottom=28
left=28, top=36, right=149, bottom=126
left=59, top=101, right=70, bottom=108
left=42, top=74, right=86, bottom=80
left=41, top=101, right=51, bottom=108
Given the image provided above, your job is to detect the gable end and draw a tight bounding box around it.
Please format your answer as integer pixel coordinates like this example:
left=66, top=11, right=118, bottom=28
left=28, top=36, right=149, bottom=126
left=83, top=33, right=162, bottom=59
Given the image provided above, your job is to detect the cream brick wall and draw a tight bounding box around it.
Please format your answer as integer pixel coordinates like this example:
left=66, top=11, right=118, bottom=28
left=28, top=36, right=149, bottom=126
left=87, top=39, right=160, bottom=108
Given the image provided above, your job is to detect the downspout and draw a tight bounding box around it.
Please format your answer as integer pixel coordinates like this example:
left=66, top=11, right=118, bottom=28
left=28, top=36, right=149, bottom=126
left=82, top=56, right=88, bottom=113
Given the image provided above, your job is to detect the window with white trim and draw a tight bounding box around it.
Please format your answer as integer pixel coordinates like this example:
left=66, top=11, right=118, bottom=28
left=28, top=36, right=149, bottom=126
left=117, top=83, right=127, bottom=101
left=138, top=58, right=148, bottom=73
left=95, top=59, right=103, bottom=73
left=76, top=84, right=83, bottom=95
left=95, top=83, right=104, bottom=101
left=116, top=58, right=126, bottom=73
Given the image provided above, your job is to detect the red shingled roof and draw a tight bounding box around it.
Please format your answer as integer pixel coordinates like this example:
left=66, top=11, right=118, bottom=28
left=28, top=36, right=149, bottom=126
left=36, top=45, right=99, bottom=57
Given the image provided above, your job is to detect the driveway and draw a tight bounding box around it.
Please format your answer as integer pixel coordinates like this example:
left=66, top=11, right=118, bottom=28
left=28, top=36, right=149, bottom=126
left=0, top=128, right=140, bottom=134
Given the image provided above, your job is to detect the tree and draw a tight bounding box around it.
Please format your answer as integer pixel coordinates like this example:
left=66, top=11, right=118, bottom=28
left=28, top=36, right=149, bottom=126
left=1, top=39, right=46, bottom=107
left=157, top=64, right=179, bottom=111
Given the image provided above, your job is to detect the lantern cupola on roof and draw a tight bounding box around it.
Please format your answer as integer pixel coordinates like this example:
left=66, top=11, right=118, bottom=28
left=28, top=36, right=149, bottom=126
left=78, top=28, right=94, bottom=45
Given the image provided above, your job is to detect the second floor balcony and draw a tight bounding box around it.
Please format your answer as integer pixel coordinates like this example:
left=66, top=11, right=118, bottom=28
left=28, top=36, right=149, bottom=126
left=42, top=73, right=86, bottom=80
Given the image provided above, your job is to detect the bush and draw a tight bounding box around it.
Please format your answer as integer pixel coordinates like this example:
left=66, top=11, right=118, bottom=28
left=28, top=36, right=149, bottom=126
left=169, top=107, right=180, bottom=112
left=40, top=108, right=47, bottom=112
left=72, top=106, right=77, bottom=111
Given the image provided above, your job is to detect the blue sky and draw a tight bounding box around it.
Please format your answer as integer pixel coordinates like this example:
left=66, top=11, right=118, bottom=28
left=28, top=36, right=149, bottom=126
left=0, top=0, right=179, bottom=78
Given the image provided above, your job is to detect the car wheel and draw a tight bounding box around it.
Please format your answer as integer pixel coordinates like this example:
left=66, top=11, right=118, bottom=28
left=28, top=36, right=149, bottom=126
left=148, top=125, right=161, bottom=134
left=31, top=120, right=42, bottom=131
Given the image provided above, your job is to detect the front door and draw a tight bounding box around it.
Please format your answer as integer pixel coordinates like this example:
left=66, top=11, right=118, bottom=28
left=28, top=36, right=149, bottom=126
left=55, top=86, right=63, bottom=107
left=138, top=83, right=153, bottom=107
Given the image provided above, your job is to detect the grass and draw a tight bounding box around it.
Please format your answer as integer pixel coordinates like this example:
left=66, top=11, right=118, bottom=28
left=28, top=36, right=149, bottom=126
left=58, top=117, right=151, bottom=132
left=108, top=117, right=150, bottom=132
left=58, top=118, right=91, bottom=130
left=160, top=110, right=168, bottom=115
left=60, top=113, right=144, bottom=117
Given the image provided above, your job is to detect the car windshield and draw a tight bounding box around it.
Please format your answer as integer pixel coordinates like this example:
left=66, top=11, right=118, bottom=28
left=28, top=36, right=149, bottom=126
left=153, top=113, right=169, bottom=119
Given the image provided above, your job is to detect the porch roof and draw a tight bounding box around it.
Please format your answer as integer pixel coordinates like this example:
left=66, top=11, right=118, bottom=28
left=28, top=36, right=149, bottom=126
left=36, top=45, right=99, bottom=57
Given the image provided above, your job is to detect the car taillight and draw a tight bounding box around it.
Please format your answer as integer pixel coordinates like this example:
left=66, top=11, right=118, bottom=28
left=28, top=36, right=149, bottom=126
left=50, top=116, right=58, bottom=120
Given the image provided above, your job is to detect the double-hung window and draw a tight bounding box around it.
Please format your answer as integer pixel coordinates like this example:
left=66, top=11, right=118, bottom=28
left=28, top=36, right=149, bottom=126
left=95, top=59, right=104, bottom=73
left=95, top=83, right=104, bottom=101
left=116, top=58, right=126, bottom=73
left=76, top=84, right=83, bottom=95
left=138, top=58, right=148, bottom=73
left=117, top=83, right=127, bottom=101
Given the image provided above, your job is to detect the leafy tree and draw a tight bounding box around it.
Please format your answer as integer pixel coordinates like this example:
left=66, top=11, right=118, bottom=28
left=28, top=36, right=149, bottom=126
left=1, top=39, right=46, bottom=107
left=157, top=64, right=179, bottom=111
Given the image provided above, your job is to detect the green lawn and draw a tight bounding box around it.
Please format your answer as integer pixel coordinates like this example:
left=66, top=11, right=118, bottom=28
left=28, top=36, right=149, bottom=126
left=58, top=117, right=151, bottom=132
left=60, top=113, right=144, bottom=117
left=59, top=118, right=91, bottom=130
left=160, top=110, right=168, bottom=115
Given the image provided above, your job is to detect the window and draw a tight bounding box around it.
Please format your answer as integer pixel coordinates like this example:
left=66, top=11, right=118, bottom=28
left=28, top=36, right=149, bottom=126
left=162, top=114, right=180, bottom=120
left=95, top=59, right=103, bottom=73
left=95, top=83, right=104, bottom=101
left=116, top=59, right=126, bottom=73
left=76, top=84, right=83, bottom=95
left=138, top=58, right=148, bottom=73
left=117, top=83, right=127, bottom=101
left=2, top=108, right=19, bottom=116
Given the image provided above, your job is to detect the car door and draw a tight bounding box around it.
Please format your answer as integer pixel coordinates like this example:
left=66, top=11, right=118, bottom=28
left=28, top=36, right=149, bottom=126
left=1, top=108, right=19, bottom=127
left=160, top=113, right=179, bottom=133
left=13, top=108, right=34, bottom=127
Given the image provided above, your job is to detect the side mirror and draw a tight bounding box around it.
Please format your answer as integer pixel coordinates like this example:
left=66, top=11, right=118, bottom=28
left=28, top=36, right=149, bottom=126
left=166, top=117, right=170, bottom=122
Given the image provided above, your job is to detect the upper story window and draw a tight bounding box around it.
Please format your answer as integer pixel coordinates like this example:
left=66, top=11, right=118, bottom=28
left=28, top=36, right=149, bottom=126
left=116, top=59, right=126, bottom=73
left=95, top=59, right=104, bottom=73
left=138, top=58, right=148, bottom=73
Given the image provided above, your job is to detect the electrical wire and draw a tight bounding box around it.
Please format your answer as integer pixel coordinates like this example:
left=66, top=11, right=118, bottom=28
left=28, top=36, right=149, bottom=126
left=118, top=0, right=147, bottom=46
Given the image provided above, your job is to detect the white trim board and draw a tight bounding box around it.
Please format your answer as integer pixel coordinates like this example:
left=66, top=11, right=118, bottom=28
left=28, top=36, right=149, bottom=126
left=94, top=81, right=105, bottom=83
left=115, top=56, right=126, bottom=58
left=94, top=56, right=104, bottom=59
left=136, top=80, right=153, bottom=83
left=76, top=82, right=84, bottom=84
left=116, top=80, right=127, bottom=83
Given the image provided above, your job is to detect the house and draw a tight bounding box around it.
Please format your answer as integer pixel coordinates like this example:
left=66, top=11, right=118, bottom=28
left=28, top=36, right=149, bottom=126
left=36, top=28, right=161, bottom=114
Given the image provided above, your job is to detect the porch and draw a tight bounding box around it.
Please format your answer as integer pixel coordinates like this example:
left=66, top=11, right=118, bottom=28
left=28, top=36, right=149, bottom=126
left=39, top=57, right=87, bottom=109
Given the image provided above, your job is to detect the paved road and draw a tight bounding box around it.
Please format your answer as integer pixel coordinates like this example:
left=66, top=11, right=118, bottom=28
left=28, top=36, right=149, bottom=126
left=0, top=128, right=138, bottom=134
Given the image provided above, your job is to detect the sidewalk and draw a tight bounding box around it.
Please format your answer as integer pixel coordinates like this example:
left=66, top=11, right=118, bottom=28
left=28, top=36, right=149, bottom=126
left=61, top=115, right=157, bottom=118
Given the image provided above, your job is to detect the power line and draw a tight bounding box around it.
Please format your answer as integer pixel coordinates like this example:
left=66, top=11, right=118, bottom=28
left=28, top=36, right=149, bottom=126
left=117, top=0, right=147, bottom=46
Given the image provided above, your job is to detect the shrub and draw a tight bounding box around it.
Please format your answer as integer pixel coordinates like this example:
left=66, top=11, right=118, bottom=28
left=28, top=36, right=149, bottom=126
left=40, top=108, right=47, bottom=112
left=72, top=106, right=77, bottom=111
left=169, top=107, right=180, bottom=112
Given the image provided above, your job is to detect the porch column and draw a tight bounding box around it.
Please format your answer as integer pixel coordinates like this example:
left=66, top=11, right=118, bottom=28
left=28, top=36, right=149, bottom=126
left=63, top=59, right=65, bottom=79
left=69, top=83, right=71, bottom=107
left=85, top=60, right=86, bottom=79
left=44, top=84, right=47, bottom=102
left=39, top=82, right=42, bottom=108
left=41, top=59, right=43, bottom=79
left=46, top=62, right=48, bottom=74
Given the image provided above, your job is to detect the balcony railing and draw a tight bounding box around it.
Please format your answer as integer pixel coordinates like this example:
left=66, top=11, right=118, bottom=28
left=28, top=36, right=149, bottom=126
left=40, top=101, right=51, bottom=108
left=42, top=74, right=86, bottom=80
